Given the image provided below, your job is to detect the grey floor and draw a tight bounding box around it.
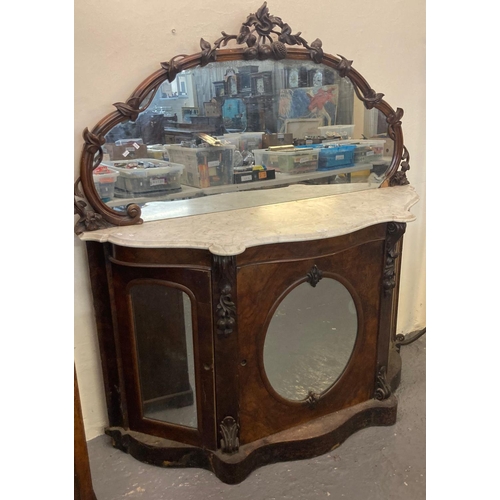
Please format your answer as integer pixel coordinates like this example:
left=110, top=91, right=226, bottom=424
left=87, top=336, right=425, bottom=500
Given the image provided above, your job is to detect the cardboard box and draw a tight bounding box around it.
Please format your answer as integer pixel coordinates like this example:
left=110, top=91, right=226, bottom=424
left=262, top=133, right=293, bottom=148
left=104, top=143, right=148, bottom=161
left=234, top=168, right=276, bottom=184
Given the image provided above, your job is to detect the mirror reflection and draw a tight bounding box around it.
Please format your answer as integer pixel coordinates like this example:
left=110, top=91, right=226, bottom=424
left=130, top=284, right=197, bottom=428
left=263, top=278, right=357, bottom=401
left=93, top=59, right=393, bottom=221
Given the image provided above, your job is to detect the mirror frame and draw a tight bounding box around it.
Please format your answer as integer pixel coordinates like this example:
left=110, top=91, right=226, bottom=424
left=74, top=2, right=411, bottom=235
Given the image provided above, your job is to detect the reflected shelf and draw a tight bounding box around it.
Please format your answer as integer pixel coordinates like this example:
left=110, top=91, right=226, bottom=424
left=105, top=160, right=390, bottom=216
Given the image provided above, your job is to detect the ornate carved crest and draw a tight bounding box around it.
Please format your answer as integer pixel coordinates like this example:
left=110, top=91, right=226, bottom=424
left=220, top=416, right=240, bottom=454
left=197, top=2, right=323, bottom=65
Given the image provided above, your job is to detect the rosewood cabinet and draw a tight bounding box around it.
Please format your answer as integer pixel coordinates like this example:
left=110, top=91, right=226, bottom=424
left=82, top=184, right=417, bottom=484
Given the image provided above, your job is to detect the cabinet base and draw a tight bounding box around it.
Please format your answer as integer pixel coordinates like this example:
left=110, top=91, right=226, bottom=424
left=106, top=395, right=398, bottom=484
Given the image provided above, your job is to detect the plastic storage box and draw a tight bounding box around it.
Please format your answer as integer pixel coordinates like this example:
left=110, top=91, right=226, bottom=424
left=217, top=132, right=264, bottom=152
left=253, top=148, right=319, bottom=174
left=93, top=165, right=118, bottom=202
left=114, top=138, right=144, bottom=146
left=103, top=159, right=184, bottom=198
left=147, top=144, right=170, bottom=160
left=332, top=139, right=386, bottom=163
left=166, top=144, right=235, bottom=188
left=318, top=124, right=355, bottom=140
left=317, top=144, right=357, bottom=170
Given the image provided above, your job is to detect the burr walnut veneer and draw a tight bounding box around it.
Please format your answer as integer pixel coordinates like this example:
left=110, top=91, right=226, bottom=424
left=80, top=186, right=418, bottom=483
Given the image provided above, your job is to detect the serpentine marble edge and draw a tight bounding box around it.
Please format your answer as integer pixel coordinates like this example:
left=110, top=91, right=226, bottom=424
left=79, top=185, right=419, bottom=256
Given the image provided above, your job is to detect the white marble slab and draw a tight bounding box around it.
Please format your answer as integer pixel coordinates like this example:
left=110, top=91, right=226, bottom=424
left=141, top=183, right=377, bottom=221
left=80, top=185, right=419, bottom=256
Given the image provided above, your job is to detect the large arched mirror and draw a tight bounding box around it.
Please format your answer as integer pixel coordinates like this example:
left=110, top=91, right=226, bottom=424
left=75, top=2, right=410, bottom=234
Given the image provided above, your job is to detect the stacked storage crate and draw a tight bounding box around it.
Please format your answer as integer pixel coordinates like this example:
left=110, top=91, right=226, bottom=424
left=93, top=165, right=119, bottom=202
left=253, top=148, right=319, bottom=174
left=166, top=144, right=235, bottom=188
left=102, top=159, right=184, bottom=198
left=216, top=132, right=264, bottom=152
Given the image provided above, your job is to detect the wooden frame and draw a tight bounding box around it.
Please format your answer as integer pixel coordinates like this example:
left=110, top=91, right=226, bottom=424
left=74, top=2, right=410, bottom=235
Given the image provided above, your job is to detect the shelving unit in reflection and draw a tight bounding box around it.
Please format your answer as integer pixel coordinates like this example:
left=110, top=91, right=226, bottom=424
left=105, top=159, right=391, bottom=210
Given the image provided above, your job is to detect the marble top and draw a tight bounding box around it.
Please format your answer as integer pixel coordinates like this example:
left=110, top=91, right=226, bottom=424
left=80, top=185, right=419, bottom=256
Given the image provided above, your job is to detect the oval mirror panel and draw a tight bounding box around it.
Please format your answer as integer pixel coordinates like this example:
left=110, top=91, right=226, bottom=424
left=263, top=277, right=358, bottom=401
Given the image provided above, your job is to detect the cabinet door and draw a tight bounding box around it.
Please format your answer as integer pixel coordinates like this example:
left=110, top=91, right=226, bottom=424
left=236, top=237, right=385, bottom=444
left=110, top=263, right=216, bottom=449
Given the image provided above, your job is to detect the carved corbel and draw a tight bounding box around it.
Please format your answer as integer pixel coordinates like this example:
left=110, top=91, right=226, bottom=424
left=220, top=416, right=240, bottom=454
left=374, top=366, right=391, bottom=400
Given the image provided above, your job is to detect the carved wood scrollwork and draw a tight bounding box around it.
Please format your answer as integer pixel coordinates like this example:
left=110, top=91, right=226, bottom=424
left=374, top=366, right=391, bottom=400
left=74, top=178, right=112, bottom=235
left=387, top=109, right=411, bottom=186
left=383, top=222, right=406, bottom=296
left=214, top=256, right=237, bottom=337
left=220, top=416, right=240, bottom=454
left=198, top=2, right=323, bottom=64
left=216, top=284, right=237, bottom=337
left=389, top=145, right=411, bottom=186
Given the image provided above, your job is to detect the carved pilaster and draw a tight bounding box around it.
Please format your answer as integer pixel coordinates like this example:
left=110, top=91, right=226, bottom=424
left=220, top=416, right=240, bottom=454
left=382, top=222, right=406, bottom=296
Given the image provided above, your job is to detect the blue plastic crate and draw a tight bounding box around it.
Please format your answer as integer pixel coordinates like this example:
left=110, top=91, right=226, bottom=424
left=317, top=144, right=356, bottom=170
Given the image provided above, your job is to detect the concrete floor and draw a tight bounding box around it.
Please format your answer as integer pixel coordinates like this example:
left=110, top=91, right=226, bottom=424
left=87, top=336, right=425, bottom=499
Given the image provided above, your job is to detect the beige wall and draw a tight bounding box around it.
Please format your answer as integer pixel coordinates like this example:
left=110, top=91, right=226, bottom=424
left=75, top=0, right=426, bottom=439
